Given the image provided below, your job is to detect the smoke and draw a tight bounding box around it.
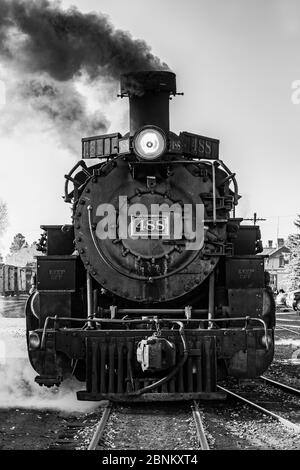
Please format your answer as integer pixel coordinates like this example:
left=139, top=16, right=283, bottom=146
left=0, top=0, right=169, bottom=152
left=5, top=76, right=110, bottom=152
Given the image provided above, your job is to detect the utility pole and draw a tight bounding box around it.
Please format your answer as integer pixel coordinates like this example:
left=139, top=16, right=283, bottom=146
left=244, top=212, right=266, bottom=225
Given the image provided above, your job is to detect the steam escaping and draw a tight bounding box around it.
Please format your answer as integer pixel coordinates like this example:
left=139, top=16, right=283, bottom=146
left=0, top=358, right=99, bottom=412
left=0, top=0, right=169, bottom=152
left=0, top=317, right=98, bottom=412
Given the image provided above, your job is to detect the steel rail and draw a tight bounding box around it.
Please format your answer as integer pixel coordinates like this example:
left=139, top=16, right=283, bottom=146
left=192, top=401, right=210, bottom=450
left=276, top=325, right=300, bottom=336
left=0, top=304, right=26, bottom=311
left=276, top=318, right=300, bottom=322
left=217, top=385, right=300, bottom=432
left=87, top=404, right=112, bottom=450
left=259, top=376, right=300, bottom=397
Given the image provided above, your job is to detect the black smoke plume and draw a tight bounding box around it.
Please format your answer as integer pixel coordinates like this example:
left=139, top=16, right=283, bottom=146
left=0, top=0, right=169, bottom=151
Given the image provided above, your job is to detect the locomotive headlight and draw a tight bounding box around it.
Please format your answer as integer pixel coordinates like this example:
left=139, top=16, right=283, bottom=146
left=28, top=331, right=40, bottom=350
left=133, top=126, right=166, bottom=160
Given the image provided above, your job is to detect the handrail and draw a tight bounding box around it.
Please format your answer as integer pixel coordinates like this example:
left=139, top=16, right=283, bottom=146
left=40, top=315, right=270, bottom=350
left=64, top=160, right=92, bottom=203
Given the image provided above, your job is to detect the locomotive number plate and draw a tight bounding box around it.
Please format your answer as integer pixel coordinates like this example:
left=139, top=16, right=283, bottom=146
left=130, top=215, right=170, bottom=237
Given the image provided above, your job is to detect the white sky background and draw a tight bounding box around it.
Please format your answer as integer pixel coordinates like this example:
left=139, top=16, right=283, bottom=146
left=0, top=0, right=299, bottom=255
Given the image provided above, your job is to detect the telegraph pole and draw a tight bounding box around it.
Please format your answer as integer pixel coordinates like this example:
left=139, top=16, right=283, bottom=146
left=244, top=212, right=266, bottom=225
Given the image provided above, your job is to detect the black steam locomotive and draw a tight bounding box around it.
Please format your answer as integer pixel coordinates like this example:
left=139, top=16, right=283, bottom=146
left=26, top=71, right=275, bottom=401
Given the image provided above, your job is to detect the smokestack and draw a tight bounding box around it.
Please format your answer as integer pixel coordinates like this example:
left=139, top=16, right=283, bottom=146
left=120, top=71, right=176, bottom=135
left=268, top=240, right=273, bottom=248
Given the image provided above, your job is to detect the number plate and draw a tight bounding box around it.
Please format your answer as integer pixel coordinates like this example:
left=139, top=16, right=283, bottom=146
left=130, top=215, right=170, bottom=237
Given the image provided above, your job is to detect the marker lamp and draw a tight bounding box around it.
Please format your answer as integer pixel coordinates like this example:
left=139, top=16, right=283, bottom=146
left=133, top=126, right=166, bottom=160
left=29, top=331, right=41, bottom=350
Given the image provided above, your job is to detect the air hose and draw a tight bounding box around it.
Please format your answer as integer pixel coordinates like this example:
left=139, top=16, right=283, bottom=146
left=129, top=320, right=188, bottom=396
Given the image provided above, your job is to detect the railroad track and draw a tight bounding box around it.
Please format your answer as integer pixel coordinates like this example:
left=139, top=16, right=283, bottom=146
left=0, top=297, right=27, bottom=317
left=50, top=378, right=300, bottom=450
left=88, top=403, right=112, bottom=450
left=276, top=325, right=300, bottom=336
left=191, top=401, right=210, bottom=450
left=259, top=375, right=300, bottom=397
left=88, top=400, right=209, bottom=451
left=218, top=380, right=300, bottom=432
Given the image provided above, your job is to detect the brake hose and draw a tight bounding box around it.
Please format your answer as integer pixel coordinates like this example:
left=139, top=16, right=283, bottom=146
left=129, top=321, right=188, bottom=396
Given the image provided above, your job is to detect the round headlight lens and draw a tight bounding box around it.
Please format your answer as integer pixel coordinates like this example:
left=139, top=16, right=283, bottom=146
left=133, top=127, right=166, bottom=160
left=29, top=331, right=40, bottom=350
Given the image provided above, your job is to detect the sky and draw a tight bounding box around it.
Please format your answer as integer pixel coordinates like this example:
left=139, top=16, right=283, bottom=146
left=0, top=0, right=299, bottom=255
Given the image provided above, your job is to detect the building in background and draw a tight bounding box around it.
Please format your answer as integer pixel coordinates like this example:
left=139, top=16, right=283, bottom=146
left=262, top=238, right=291, bottom=291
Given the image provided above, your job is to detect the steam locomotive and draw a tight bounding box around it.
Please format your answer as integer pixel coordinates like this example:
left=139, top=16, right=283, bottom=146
left=26, top=71, right=275, bottom=401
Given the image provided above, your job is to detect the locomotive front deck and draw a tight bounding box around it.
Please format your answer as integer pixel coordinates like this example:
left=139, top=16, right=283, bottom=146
left=29, top=314, right=274, bottom=402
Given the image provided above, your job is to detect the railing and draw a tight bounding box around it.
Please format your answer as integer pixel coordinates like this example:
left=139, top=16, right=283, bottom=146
left=40, top=315, right=270, bottom=350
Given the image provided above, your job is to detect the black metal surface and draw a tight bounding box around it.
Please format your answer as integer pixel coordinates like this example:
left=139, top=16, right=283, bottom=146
left=226, top=256, right=265, bottom=288
left=82, top=335, right=217, bottom=400
left=232, top=225, right=261, bottom=255
left=37, top=256, right=77, bottom=291
left=77, top=391, right=226, bottom=401
left=40, top=225, right=74, bottom=256
left=121, top=71, right=176, bottom=135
